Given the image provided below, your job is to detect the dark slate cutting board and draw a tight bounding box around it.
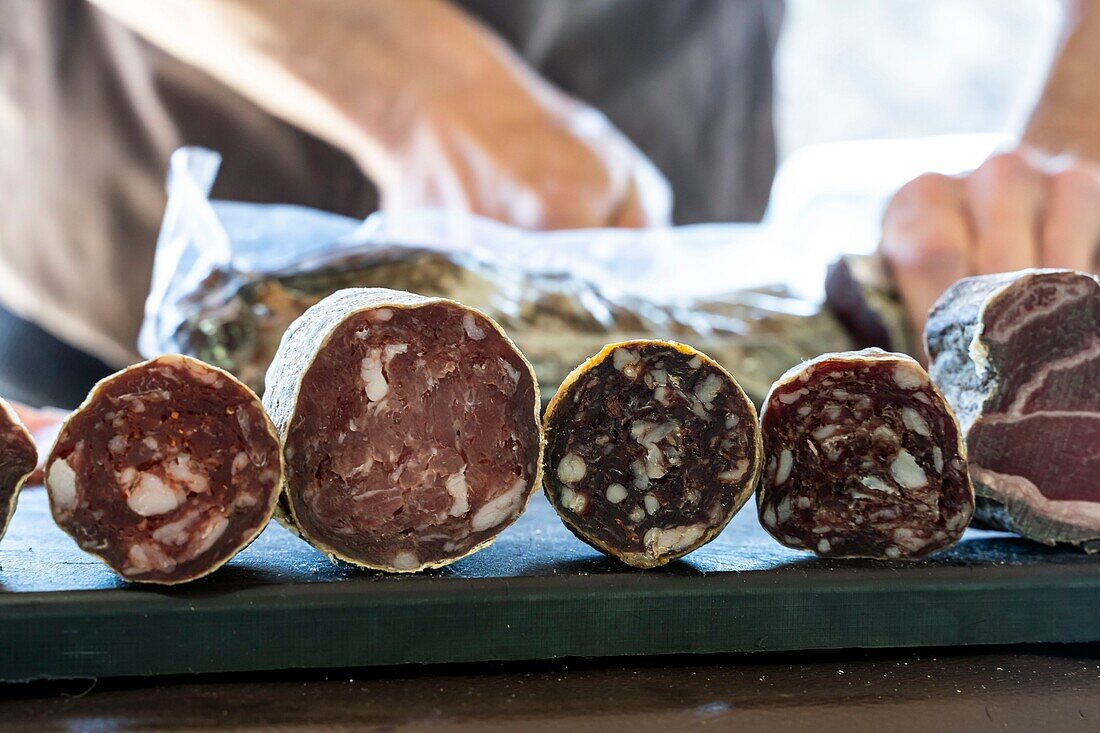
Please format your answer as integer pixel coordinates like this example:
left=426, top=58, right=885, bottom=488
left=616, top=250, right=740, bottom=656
left=2, top=486, right=1099, bottom=681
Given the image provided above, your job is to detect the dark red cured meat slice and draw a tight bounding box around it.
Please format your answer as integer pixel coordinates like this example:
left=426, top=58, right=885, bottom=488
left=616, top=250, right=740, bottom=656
left=0, top=399, right=36, bottom=542
left=758, top=349, right=973, bottom=559
left=542, top=340, right=762, bottom=568
left=262, top=288, right=542, bottom=572
left=44, top=355, right=282, bottom=584
left=926, top=269, right=1100, bottom=548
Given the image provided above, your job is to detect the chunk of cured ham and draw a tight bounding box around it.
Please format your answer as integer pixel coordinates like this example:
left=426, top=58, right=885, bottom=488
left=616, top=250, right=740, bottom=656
left=926, top=269, right=1100, bottom=549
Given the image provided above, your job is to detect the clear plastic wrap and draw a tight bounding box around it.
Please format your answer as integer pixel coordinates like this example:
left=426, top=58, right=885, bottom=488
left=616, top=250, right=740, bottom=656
left=140, top=148, right=881, bottom=404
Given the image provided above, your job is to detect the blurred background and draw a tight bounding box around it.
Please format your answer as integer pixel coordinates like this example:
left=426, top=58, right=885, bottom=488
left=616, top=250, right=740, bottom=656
left=770, top=0, right=1061, bottom=256
left=777, top=0, right=1059, bottom=156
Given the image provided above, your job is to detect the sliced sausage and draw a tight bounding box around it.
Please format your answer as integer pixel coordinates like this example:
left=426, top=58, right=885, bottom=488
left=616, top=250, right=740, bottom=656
left=262, top=288, right=543, bottom=572
left=542, top=340, right=762, bottom=568
left=758, top=349, right=973, bottom=559
left=44, top=355, right=282, bottom=584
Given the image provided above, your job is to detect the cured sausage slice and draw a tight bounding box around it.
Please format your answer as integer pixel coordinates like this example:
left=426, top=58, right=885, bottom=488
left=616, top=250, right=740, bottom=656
left=926, top=269, right=1100, bottom=548
left=542, top=340, right=762, bottom=568
left=758, top=349, right=973, bottom=559
left=44, top=355, right=282, bottom=584
left=0, top=399, right=37, bottom=542
left=263, top=288, right=542, bottom=572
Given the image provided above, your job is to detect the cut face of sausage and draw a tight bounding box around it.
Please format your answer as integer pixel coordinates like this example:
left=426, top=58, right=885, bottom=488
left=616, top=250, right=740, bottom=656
left=758, top=349, right=973, bottom=560
left=263, top=289, right=542, bottom=572
left=44, top=355, right=282, bottom=584
left=926, top=269, right=1100, bottom=547
left=0, top=399, right=37, bottom=542
left=542, top=340, right=762, bottom=568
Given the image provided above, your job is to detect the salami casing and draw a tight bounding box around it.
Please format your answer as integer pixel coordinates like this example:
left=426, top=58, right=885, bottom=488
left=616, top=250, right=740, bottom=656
left=926, top=269, right=1100, bottom=548
left=758, top=349, right=973, bottom=559
left=44, top=355, right=282, bottom=584
left=542, top=340, right=762, bottom=568
left=262, top=288, right=543, bottom=572
left=0, top=399, right=37, bottom=542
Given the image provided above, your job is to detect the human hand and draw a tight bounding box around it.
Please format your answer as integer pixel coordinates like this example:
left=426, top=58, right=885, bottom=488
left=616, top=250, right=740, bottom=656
left=881, top=148, right=1100, bottom=337
left=375, top=73, right=672, bottom=230
left=88, top=0, right=671, bottom=230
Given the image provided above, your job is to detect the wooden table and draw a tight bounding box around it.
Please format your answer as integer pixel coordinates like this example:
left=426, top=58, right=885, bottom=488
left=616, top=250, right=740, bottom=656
left=4, top=646, right=1099, bottom=731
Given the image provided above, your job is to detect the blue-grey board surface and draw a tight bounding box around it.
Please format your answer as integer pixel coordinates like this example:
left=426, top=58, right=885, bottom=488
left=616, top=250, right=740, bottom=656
left=2, top=487, right=1098, bottom=681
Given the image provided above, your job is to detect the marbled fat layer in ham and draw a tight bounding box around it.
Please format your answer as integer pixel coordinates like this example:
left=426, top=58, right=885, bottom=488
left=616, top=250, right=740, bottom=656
left=758, top=350, right=972, bottom=559
left=279, top=299, right=541, bottom=571
left=927, top=269, right=1100, bottom=546
left=45, top=356, right=282, bottom=584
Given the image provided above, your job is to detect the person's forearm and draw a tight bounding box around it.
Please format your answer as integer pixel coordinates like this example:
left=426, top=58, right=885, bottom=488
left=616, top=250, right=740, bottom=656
left=1023, top=0, right=1100, bottom=161
left=87, top=0, right=534, bottom=185
left=88, top=0, right=672, bottom=229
